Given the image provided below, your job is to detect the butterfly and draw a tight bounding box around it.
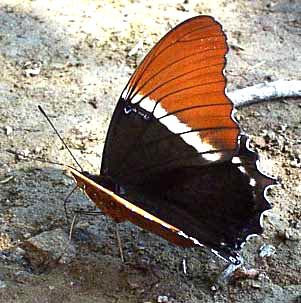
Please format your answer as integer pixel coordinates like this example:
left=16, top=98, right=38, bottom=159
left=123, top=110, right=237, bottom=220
left=67, top=15, right=275, bottom=265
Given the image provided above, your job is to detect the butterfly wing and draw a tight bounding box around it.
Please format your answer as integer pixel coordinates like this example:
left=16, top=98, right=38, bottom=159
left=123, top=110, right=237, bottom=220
left=76, top=16, right=275, bottom=264
left=69, top=135, right=275, bottom=264
left=117, top=135, right=274, bottom=263
left=67, top=166, right=197, bottom=247
left=101, top=16, right=239, bottom=185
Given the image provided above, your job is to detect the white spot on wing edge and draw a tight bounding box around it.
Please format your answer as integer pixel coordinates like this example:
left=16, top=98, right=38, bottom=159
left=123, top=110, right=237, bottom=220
left=177, top=231, right=204, bottom=247
left=237, top=165, right=247, bottom=174
left=249, top=178, right=256, bottom=187
left=121, top=87, right=128, bottom=101
left=231, top=156, right=241, bottom=164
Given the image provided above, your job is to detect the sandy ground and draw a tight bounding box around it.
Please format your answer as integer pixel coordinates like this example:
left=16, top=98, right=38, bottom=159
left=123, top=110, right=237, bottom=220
left=0, top=1, right=300, bottom=302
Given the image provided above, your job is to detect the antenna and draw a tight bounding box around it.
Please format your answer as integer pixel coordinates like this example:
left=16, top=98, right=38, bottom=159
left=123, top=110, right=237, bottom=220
left=38, top=105, right=84, bottom=171
left=6, top=149, right=65, bottom=167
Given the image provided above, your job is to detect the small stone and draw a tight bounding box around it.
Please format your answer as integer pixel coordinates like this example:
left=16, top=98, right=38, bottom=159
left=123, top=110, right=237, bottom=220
left=253, top=136, right=266, bottom=148
left=15, top=246, right=26, bottom=256
left=211, top=285, right=217, bottom=291
left=284, top=228, right=300, bottom=241
left=0, top=280, right=7, bottom=288
left=266, top=212, right=286, bottom=231
left=259, top=244, right=276, bottom=257
left=21, top=148, right=30, bottom=157
left=20, top=228, right=76, bottom=272
left=145, top=36, right=153, bottom=46
left=34, top=146, right=41, bottom=154
left=290, top=160, right=301, bottom=168
left=264, top=130, right=276, bottom=142
left=251, top=282, right=261, bottom=289
left=13, top=271, right=34, bottom=284
left=23, top=61, right=42, bottom=77
left=158, top=295, right=169, bottom=303
left=258, top=272, right=270, bottom=282
left=23, top=233, right=31, bottom=239
left=128, top=39, right=143, bottom=56
left=278, top=124, right=288, bottom=133
left=4, top=126, right=13, bottom=136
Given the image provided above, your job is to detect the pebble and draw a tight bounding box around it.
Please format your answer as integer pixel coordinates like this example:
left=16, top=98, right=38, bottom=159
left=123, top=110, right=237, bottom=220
left=20, top=228, right=76, bottom=272
left=264, top=130, right=277, bottom=142
left=158, top=296, right=169, bottom=303
left=13, top=271, right=34, bottom=284
left=251, top=282, right=261, bottom=289
left=259, top=244, right=276, bottom=257
left=128, top=39, right=143, bottom=56
left=21, top=148, right=30, bottom=157
left=23, top=61, right=42, bottom=77
left=284, top=228, right=300, bottom=241
left=266, top=212, right=286, bottom=232
left=4, top=126, right=13, bottom=136
left=290, top=160, right=301, bottom=168
left=34, top=146, right=41, bottom=154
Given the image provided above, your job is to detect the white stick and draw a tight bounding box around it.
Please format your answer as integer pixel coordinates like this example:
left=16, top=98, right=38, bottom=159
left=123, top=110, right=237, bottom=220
left=227, top=80, right=301, bottom=108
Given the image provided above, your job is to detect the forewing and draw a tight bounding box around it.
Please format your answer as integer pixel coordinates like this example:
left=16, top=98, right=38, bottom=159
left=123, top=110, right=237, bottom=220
left=101, top=16, right=239, bottom=185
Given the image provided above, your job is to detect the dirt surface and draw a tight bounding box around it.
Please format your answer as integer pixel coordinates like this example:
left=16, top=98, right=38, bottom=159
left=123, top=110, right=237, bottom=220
left=0, top=1, right=300, bottom=302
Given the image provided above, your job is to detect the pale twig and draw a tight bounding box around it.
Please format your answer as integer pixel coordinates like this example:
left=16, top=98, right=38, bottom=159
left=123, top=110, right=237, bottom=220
left=115, top=223, right=124, bottom=263
left=0, top=176, right=14, bottom=184
left=228, top=80, right=301, bottom=108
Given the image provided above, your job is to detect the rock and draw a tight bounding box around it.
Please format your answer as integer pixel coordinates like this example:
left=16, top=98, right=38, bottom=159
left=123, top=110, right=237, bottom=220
left=262, top=285, right=301, bottom=303
left=13, top=271, right=35, bottom=284
left=264, top=130, right=277, bottom=143
left=158, top=295, right=171, bottom=303
left=20, top=228, right=76, bottom=272
left=290, top=160, right=301, bottom=168
left=284, top=228, right=300, bottom=241
left=253, top=136, right=266, bottom=148
left=259, top=244, right=276, bottom=257
left=4, top=126, right=13, bottom=136
left=266, top=212, right=287, bottom=232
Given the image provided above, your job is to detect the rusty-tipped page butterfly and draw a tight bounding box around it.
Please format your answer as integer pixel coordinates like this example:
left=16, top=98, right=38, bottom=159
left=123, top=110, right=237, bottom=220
left=67, top=15, right=275, bottom=265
